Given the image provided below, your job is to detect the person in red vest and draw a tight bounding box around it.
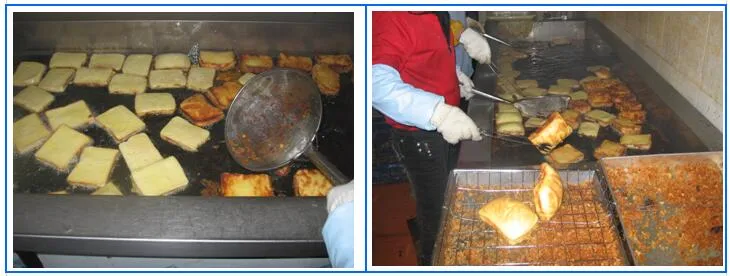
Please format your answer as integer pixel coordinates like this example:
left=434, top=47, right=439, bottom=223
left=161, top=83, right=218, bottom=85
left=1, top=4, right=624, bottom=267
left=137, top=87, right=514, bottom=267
left=372, top=11, right=492, bottom=265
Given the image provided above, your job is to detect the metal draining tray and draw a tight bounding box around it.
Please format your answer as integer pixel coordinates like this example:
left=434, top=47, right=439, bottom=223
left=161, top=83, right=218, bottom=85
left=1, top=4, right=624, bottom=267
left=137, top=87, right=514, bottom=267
left=433, top=169, right=629, bottom=266
left=597, top=152, right=724, bottom=266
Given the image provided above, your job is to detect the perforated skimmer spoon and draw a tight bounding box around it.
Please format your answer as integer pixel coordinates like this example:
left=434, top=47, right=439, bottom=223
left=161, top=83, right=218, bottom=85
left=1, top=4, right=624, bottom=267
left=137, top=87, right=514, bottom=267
left=225, top=68, right=349, bottom=185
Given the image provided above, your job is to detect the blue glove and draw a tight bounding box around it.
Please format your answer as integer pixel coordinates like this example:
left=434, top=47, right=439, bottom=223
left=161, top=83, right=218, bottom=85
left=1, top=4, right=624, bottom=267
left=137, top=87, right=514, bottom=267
left=322, top=182, right=354, bottom=268
left=372, top=64, right=443, bottom=130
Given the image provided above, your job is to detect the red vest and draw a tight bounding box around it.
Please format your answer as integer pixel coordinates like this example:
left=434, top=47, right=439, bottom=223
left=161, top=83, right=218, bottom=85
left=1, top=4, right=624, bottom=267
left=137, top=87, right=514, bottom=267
left=372, top=11, right=459, bottom=131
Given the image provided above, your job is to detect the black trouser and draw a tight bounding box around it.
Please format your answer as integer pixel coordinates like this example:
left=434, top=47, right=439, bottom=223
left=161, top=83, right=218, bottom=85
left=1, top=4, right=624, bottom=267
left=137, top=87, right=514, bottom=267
left=391, top=128, right=458, bottom=266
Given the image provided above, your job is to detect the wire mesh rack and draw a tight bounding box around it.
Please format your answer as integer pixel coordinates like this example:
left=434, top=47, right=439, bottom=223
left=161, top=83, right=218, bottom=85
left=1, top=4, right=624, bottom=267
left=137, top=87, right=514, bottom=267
left=432, top=169, right=628, bottom=266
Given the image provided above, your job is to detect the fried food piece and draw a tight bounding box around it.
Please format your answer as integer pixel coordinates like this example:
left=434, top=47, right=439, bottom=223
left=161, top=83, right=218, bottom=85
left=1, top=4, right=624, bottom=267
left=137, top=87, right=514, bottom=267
left=524, top=117, right=545, bottom=128
left=131, top=156, right=189, bottom=196
left=220, top=173, right=274, bottom=197
left=14, top=86, right=54, bottom=113
left=215, top=70, right=242, bottom=82
left=582, top=78, right=621, bottom=93
left=199, top=50, right=236, bottom=71
left=95, top=105, right=146, bottom=143
left=159, top=116, right=211, bottom=152
left=89, top=53, right=126, bottom=71
left=108, top=73, right=147, bottom=95
left=14, top=113, right=51, bottom=154
left=180, top=94, right=225, bottom=127
left=580, top=75, right=598, bottom=84
left=620, top=134, right=652, bottom=150
left=496, top=112, right=523, bottom=125
left=38, top=68, right=75, bottom=93
left=90, top=182, right=123, bottom=196
left=496, top=122, right=525, bottom=136
left=312, top=63, right=340, bottom=96
left=499, top=71, right=521, bottom=81
left=593, top=140, right=627, bottom=159
left=611, top=118, right=642, bottom=136
left=119, top=133, right=163, bottom=172
left=186, top=67, right=216, bottom=92
left=274, top=165, right=292, bottom=177
left=49, top=52, right=87, bottom=69
left=560, top=109, right=581, bottom=129
left=569, top=91, right=587, bottom=101
left=135, top=93, right=176, bottom=117
left=516, top=79, right=539, bottom=89
left=533, top=163, right=564, bottom=221
left=556, top=79, right=579, bottom=89
left=122, top=54, right=153, bottom=77
left=497, top=79, right=520, bottom=95
left=528, top=112, right=573, bottom=154
left=548, top=85, right=572, bottom=95
left=616, top=100, right=643, bottom=113
left=584, top=109, right=616, bottom=127
left=34, top=125, right=93, bottom=172
left=44, top=100, right=93, bottom=130
left=608, top=83, right=631, bottom=97
left=278, top=53, right=313, bottom=72
left=594, top=68, right=612, bottom=79
left=154, top=53, right=191, bottom=71
left=587, top=90, right=613, bottom=108
left=206, top=81, right=243, bottom=110
left=569, top=99, right=592, bottom=114
left=148, top=69, right=187, bottom=89
left=13, top=61, right=47, bottom=87
left=578, top=121, right=600, bottom=138
left=548, top=144, right=584, bottom=164
left=73, top=67, right=115, bottom=87
left=67, top=147, right=119, bottom=189
left=479, top=197, right=538, bottom=245
left=316, top=54, right=353, bottom=73
left=497, top=103, right=519, bottom=113
left=239, top=55, right=273, bottom=73
left=293, top=169, right=333, bottom=196
left=522, top=87, right=547, bottom=97
left=613, top=94, right=637, bottom=104
left=618, top=110, right=647, bottom=124
left=238, top=72, right=256, bottom=86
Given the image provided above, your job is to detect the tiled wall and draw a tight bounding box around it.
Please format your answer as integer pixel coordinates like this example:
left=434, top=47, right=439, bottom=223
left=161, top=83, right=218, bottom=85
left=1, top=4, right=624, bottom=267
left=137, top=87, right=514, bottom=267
left=598, top=11, right=724, bottom=131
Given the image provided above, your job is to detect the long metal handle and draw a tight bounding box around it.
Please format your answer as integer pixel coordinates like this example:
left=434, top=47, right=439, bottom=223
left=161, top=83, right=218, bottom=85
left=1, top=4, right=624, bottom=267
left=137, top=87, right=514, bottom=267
left=470, top=88, right=512, bottom=104
left=304, top=146, right=349, bottom=185
left=479, top=129, right=533, bottom=146
left=482, top=33, right=513, bottom=47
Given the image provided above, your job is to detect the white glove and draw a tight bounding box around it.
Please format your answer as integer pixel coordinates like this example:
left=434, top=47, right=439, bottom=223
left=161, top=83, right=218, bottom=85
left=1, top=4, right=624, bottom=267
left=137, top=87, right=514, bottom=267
left=460, top=28, right=492, bottom=64
left=457, top=67, right=474, bottom=100
left=326, top=181, right=354, bottom=214
left=429, top=102, right=482, bottom=144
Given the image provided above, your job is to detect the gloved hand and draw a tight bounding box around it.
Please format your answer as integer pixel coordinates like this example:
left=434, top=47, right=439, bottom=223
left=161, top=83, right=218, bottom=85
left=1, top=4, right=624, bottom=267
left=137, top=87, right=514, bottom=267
left=457, top=66, right=474, bottom=100
left=429, top=102, right=482, bottom=144
left=322, top=181, right=354, bottom=268
left=459, top=28, right=492, bottom=64
left=327, top=181, right=354, bottom=214
left=467, top=17, right=486, bottom=34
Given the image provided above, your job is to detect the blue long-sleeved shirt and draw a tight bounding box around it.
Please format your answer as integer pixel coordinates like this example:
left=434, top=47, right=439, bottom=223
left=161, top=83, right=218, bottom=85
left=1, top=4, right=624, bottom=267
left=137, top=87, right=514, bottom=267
left=371, top=64, right=444, bottom=130
left=321, top=201, right=354, bottom=268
